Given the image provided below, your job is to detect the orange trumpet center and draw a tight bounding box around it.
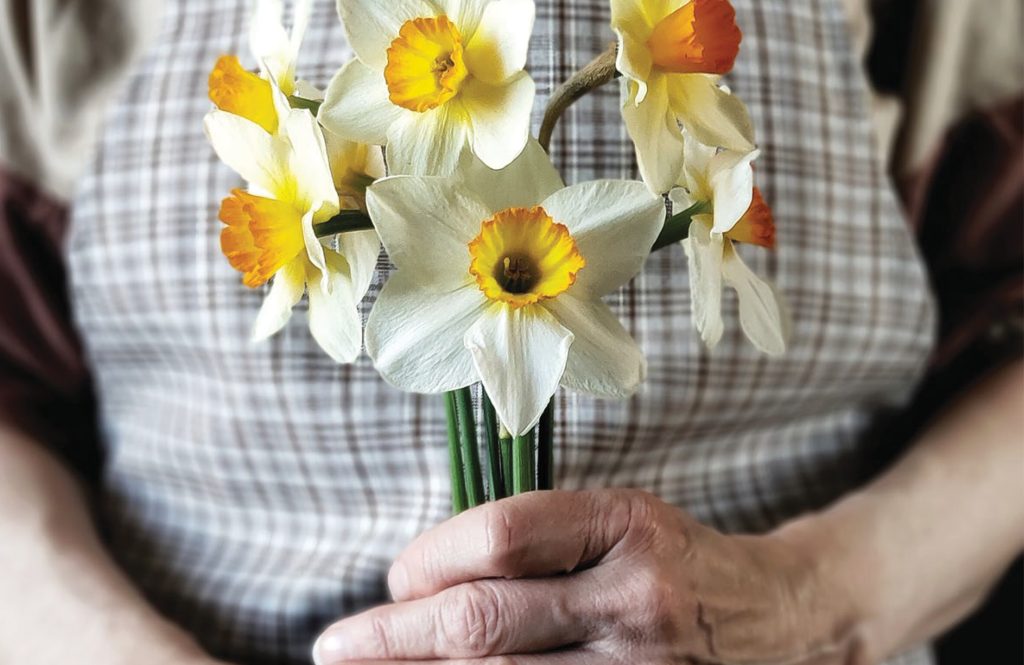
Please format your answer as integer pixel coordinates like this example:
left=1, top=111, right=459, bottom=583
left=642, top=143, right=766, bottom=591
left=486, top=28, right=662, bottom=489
left=647, top=0, right=742, bottom=75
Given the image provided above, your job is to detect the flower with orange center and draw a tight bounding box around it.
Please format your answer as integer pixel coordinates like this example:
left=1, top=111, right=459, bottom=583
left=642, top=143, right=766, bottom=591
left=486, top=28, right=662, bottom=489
left=611, top=0, right=755, bottom=193
left=319, top=0, right=537, bottom=176
left=364, top=141, right=665, bottom=435
left=208, top=56, right=280, bottom=134
left=669, top=133, right=787, bottom=355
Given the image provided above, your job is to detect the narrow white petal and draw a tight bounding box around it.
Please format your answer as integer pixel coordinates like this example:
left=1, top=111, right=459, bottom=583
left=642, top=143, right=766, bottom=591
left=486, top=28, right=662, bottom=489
left=434, top=0, right=489, bottom=39
left=284, top=109, right=340, bottom=213
left=621, top=75, right=684, bottom=194
left=366, top=274, right=485, bottom=392
left=545, top=296, right=645, bottom=398
left=668, top=186, right=696, bottom=213
left=386, top=106, right=468, bottom=176
left=306, top=251, right=364, bottom=363
left=670, top=74, right=755, bottom=153
left=465, top=305, right=572, bottom=436
left=204, top=110, right=289, bottom=194
left=458, top=138, right=564, bottom=212
left=318, top=59, right=405, bottom=145
left=250, top=0, right=292, bottom=89
left=464, top=0, right=534, bottom=85
left=252, top=258, right=306, bottom=341
left=300, top=210, right=330, bottom=291
left=708, top=148, right=759, bottom=234
left=613, top=25, right=652, bottom=103
left=336, top=0, right=439, bottom=69
left=682, top=216, right=725, bottom=349
left=720, top=243, right=788, bottom=356
left=366, top=176, right=489, bottom=288
left=459, top=74, right=535, bottom=171
left=540, top=180, right=665, bottom=297
left=289, top=0, right=312, bottom=59
left=680, top=131, right=716, bottom=198
left=337, top=229, right=381, bottom=302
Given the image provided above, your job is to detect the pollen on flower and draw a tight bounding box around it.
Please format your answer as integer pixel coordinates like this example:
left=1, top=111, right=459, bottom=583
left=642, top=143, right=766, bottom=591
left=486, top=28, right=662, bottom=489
left=209, top=55, right=279, bottom=134
left=219, top=189, right=306, bottom=287
left=646, top=0, right=742, bottom=75
left=727, top=188, right=775, bottom=248
left=384, top=16, right=469, bottom=113
left=468, top=206, right=586, bottom=308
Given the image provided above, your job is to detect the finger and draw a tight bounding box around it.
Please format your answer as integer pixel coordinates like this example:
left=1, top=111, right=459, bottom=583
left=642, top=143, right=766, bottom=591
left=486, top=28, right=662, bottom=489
left=313, top=576, right=601, bottom=663
left=327, top=650, right=615, bottom=665
left=389, top=489, right=641, bottom=601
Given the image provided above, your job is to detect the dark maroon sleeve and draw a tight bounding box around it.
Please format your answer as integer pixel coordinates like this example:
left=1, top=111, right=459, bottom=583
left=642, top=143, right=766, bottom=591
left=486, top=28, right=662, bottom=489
left=0, top=166, right=100, bottom=483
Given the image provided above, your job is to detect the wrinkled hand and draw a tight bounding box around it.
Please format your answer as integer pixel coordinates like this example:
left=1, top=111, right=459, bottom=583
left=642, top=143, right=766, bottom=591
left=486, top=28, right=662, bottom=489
left=314, top=489, right=863, bottom=664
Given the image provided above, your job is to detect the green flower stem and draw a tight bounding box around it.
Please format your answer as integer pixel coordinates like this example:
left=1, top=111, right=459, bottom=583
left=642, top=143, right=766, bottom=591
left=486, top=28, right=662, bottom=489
left=537, top=399, right=555, bottom=491
left=454, top=388, right=485, bottom=508
left=539, top=43, right=619, bottom=153
left=445, top=392, right=468, bottom=514
left=500, top=432, right=514, bottom=498
left=481, top=390, right=506, bottom=501
left=512, top=431, right=536, bottom=495
left=313, top=211, right=374, bottom=238
left=651, top=200, right=710, bottom=252
left=288, top=95, right=322, bottom=115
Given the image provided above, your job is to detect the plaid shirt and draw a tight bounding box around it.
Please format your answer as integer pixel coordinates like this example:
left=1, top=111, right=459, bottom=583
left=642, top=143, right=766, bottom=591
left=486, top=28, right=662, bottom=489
left=68, top=1, right=936, bottom=663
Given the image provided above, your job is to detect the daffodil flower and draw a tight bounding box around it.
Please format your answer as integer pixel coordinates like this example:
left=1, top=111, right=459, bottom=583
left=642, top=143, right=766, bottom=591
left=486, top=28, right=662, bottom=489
left=612, top=0, right=755, bottom=193
left=364, top=141, right=665, bottom=435
left=670, top=135, right=786, bottom=355
left=204, top=105, right=383, bottom=363
left=318, top=0, right=537, bottom=176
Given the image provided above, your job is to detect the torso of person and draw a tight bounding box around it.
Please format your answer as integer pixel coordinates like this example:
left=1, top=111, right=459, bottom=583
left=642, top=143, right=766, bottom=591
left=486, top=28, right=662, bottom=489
left=68, top=1, right=936, bottom=663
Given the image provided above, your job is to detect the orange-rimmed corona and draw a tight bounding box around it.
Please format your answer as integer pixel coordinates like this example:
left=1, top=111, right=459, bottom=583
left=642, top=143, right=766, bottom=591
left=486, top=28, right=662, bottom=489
left=219, top=188, right=305, bottom=288
left=208, top=55, right=279, bottom=133
left=384, top=16, right=469, bottom=113
left=646, top=0, right=742, bottom=75
left=468, top=206, right=586, bottom=308
left=726, top=188, right=775, bottom=248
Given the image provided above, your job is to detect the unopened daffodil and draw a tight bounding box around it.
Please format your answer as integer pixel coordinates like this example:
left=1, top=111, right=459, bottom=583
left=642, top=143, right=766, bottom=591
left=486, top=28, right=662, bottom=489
left=319, top=0, right=537, bottom=176
left=364, top=141, right=665, bottom=435
left=612, top=0, right=755, bottom=193
left=670, top=133, right=787, bottom=355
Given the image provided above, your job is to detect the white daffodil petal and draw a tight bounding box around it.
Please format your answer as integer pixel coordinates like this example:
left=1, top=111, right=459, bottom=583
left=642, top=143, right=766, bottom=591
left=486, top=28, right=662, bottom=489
left=289, top=0, right=312, bottom=61
left=682, top=216, right=725, bottom=349
left=306, top=251, right=363, bottom=363
left=680, top=131, right=716, bottom=198
left=720, top=243, right=788, bottom=356
left=204, top=110, right=289, bottom=194
left=250, top=0, right=292, bottom=88
left=386, top=106, right=468, bottom=176
left=458, top=138, right=564, bottom=212
left=434, top=0, right=489, bottom=40
left=613, top=24, right=653, bottom=102
left=319, top=59, right=405, bottom=145
left=337, top=229, right=381, bottom=303
left=366, top=275, right=485, bottom=392
left=336, top=0, right=439, bottom=69
left=460, top=74, right=535, bottom=171
left=299, top=210, right=330, bottom=292
left=366, top=176, right=490, bottom=288
left=464, top=0, right=534, bottom=85
left=621, top=75, right=684, bottom=194
left=284, top=110, right=340, bottom=214
left=668, top=186, right=696, bottom=214
left=670, top=74, right=755, bottom=153
left=541, top=180, right=665, bottom=298
left=465, top=305, right=573, bottom=436
left=251, top=258, right=306, bottom=341
left=708, top=149, right=759, bottom=234
left=545, top=296, right=645, bottom=398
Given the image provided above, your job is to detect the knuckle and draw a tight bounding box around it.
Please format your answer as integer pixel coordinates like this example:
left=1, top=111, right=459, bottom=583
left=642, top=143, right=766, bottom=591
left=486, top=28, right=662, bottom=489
left=481, top=503, right=522, bottom=576
left=438, top=583, right=505, bottom=656
left=629, top=569, right=682, bottom=640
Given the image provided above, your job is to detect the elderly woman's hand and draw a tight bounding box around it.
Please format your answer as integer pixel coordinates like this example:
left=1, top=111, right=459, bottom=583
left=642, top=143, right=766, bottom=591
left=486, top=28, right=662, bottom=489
left=313, top=489, right=865, bottom=664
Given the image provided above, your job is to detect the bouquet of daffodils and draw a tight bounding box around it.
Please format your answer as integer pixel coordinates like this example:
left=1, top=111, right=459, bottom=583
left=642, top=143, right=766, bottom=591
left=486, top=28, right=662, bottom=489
left=206, top=0, right=787, bottom=512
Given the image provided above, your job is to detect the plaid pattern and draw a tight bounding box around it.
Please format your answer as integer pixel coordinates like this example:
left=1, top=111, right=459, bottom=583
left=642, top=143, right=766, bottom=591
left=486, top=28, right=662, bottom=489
left=68, top=1, right=936, bottom=663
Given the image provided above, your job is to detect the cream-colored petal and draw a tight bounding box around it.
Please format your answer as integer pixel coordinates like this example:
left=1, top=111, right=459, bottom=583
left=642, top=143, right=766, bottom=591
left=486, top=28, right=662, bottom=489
left=539, top=180, right=665, bottom=297
left=366, top=274, right=485, bottom=392
left=669, top=74, right=755, bottom=153
left=458, top=137, right=563, bottom=212
left=545, top=295, right=645, bottom=399
left=386, top=105, right=468, bottom=176
left=680, top=129, right=716, bottom=197
left=708, top=148, right=758, bottom=234
left=465, top=304, right=572, bottom=436
left=464, top=0, right=534, bottom=85
left=336, top=0, right=439, bottom=70
left=250, top=0, right=293, bottom=90
left=337, top=229, right=381, bottom=303
left=433, top=0, right=490, bottom=40
left=459, top=74, right=535, bottom=171
left=283, top=109, right=340, bottom=214
left=251, top=257, right=306, bottom=341
left=306, top=250, right=364, bottom=363
left=621, top=75, right=684, bottom=193
left=319, top=59, right=405, bottom=145
left=299, top=210, right=330, bottom=292
left=204, top=110, right=290, bottom=195
left=720, top=242, right=788, bottom=356
left=366, top=175, right=490, bottom=288
left=682, top=215, right=725, bottom=349
left=668, top=185, right=696, bottom=213
left=613, top=23, right=652, bottom=103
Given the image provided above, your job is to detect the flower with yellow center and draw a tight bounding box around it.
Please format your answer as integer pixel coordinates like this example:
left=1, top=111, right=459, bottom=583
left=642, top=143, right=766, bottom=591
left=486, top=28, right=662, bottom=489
left=319, top=0, right=537, bottom=176
left=204, top=104, right=384, bottom=364
left=669, top=132, right=787, bottom=355
left=612, top=0, right=756, bottom=193
left=364, top=141, right=665, bottom=435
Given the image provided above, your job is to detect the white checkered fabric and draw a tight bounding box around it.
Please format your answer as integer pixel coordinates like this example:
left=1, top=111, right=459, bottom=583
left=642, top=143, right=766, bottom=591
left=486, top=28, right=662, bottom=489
left=67, top=1, right=937, bottom=663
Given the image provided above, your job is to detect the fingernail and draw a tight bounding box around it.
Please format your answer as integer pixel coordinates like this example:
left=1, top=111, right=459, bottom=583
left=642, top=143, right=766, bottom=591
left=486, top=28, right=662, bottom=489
left=388, top=561, right=410, bottom=600
left=312, top=631, right=342, bottom=665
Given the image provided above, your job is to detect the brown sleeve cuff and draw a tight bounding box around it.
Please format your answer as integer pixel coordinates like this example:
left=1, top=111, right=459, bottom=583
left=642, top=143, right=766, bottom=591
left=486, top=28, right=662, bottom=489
left=0, top=165, right=100, bottom=482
